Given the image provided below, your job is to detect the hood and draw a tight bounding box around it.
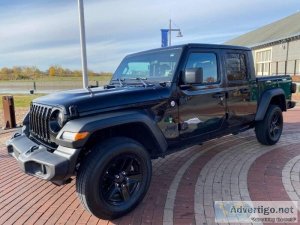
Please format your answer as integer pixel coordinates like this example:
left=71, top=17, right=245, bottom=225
left=33, top=85, right=171, bottom=115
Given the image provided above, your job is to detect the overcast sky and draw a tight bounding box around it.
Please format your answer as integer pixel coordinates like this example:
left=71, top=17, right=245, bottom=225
left=0, top=0, right=299, bottom=72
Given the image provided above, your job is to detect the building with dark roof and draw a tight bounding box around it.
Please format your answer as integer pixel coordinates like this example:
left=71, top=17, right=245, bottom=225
left=226, top=12, right=300, bottom=77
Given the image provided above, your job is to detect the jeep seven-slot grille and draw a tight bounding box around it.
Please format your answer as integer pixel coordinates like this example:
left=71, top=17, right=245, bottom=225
left=29, top=104, right=52, bottom=142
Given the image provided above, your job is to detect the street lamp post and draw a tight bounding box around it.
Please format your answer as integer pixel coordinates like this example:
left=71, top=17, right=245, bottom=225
left=169, top=19, right=172, bottom=47
left=168, top=19, right=183, bottom=47
left=78, top=0, right=89, bottom=89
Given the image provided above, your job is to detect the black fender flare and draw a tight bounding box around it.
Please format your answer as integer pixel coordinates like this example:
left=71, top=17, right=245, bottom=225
left=291, top=82, right=297, bottom=93
left=255, top=88, right=286, bottom=121
left=56, top=110, right=168, bottom=153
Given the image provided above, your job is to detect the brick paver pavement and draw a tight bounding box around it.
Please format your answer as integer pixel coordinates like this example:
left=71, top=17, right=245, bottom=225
left=0, top=107, right=299, bottom=225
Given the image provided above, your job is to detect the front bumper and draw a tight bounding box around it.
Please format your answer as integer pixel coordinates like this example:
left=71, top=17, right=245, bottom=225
left=6, top=130, right=80, bottom=184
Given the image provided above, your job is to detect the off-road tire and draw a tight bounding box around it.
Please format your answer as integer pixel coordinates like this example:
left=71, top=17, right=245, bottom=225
left=255, top=105, right=283, bottom=145
left=76, top=137, right=152, bottom=219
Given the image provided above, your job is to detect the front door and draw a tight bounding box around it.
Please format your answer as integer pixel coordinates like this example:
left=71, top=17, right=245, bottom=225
left=178, top=50, right=227, bottom=140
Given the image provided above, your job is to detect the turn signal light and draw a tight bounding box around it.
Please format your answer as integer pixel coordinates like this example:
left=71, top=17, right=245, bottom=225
left=61, top=131, right=89, bottom=141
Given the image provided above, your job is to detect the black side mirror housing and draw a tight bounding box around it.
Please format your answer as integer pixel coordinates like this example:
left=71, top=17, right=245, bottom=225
left=182, top=68, right=203, bottom=85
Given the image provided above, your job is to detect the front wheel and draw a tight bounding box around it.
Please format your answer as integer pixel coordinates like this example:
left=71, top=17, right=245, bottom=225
left=255, top=105, right=283, bottom=145
left=76, top=137, right=152, bottom=219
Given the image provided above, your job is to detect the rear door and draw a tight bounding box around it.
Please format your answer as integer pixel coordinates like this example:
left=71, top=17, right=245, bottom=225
left=223, top=50, right=256, bottom=126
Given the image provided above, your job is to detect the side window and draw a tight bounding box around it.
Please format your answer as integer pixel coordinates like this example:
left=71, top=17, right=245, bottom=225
left=226, top=53, right=247, bottom=81
left=185, top=53, right=218, bottom=84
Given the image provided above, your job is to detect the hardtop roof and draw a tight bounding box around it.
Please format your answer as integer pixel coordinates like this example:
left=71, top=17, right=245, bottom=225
left=126, top=43, right=251, bottom=57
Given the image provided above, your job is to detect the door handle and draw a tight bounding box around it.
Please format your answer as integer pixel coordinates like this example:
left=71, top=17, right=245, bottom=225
left=212, top=92, right=225, bottom=99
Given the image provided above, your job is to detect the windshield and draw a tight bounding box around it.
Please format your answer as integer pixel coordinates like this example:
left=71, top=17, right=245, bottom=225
left=112, top=48, right=182, bottom=83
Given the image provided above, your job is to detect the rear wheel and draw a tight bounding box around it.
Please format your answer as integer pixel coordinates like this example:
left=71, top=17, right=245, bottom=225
left=76, top=137, right=152, bottom=219
left=255, top=105, right=283, bottom=145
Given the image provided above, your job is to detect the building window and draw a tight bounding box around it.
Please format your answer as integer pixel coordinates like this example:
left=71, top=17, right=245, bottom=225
left=255, top=48, right=272, bottom=75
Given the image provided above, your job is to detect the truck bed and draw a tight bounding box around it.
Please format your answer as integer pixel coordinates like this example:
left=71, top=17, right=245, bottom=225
left=256, top=75, right=293, bottom=101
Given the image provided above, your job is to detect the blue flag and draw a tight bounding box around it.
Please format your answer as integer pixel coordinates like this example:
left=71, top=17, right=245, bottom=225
left=161, top=29, right=168, bottom=47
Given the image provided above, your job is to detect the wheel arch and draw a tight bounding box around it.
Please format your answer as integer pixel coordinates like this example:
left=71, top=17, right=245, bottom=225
left=85, top=122, right=165, bottom=158
left=57, top=110, right=168, bottom=157
left=255, top=88, right=286, bottom=121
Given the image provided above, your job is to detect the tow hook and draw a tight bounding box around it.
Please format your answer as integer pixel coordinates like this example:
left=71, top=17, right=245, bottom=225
left=12, top=133, right=21, bottom=139
left=26, top=146, right=39, bottom=155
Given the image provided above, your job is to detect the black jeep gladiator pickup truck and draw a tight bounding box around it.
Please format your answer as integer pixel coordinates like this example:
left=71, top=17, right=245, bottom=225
left=7, top=44, right=296, bottom=219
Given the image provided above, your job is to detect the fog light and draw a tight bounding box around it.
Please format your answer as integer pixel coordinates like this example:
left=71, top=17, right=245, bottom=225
left=7, top=145, right=13, bottom=154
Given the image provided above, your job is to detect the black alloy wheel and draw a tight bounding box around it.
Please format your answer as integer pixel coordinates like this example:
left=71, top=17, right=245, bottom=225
left=255, top=105, right=283, bottom=145
left=101, top=154, right=143, bottom=206
left=76, top=137, right=152, bottom=219
left=268, top=110, right=282, bottom=141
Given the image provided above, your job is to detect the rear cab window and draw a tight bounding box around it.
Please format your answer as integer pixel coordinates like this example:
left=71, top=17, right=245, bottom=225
left=223, top=50, right=251, bottom=86
left=225, top=53, right=248, bottom=82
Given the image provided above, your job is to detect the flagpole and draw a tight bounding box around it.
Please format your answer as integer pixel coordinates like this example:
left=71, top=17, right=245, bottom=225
left=78, top=0, right=88, bottom=89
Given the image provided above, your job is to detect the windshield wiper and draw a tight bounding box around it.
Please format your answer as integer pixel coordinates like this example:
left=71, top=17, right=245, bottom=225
left=127, top=77, right=151, bottom=87
left=135, top=77, right=148, bottom=87
left=111, top=78, right=125, bottom=87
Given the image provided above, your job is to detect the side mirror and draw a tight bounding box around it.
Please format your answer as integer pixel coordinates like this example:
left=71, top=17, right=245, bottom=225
left=182, top=68, right=203, bottom=85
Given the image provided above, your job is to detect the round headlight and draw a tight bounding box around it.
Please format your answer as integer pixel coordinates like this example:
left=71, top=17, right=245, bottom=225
left=49, top=109, right=65, bottom=133
left=57, top=111, right=64, bottom=127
